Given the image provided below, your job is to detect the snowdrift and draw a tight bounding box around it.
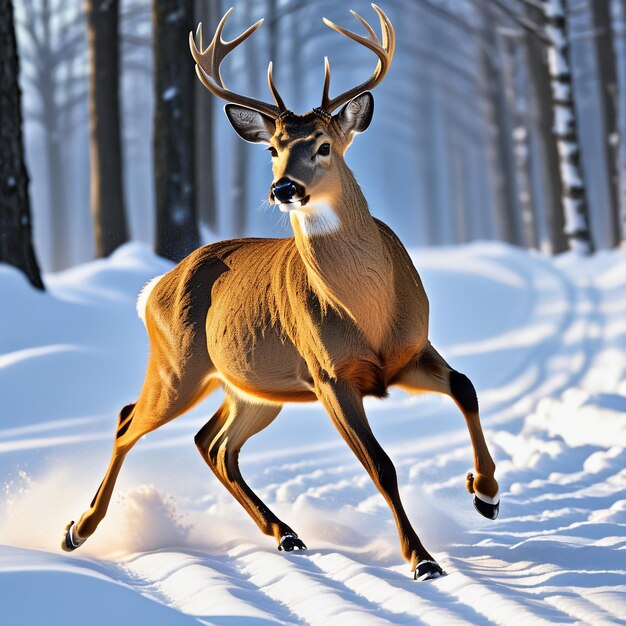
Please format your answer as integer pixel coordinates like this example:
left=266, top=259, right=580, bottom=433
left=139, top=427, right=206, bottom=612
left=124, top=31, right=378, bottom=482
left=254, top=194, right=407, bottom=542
left=1, top=242, right=625, bottom=625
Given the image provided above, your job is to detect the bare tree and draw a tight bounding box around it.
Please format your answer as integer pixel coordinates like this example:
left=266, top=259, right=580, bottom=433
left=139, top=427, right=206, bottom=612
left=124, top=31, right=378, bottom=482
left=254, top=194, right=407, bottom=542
left=543, top=0, right=593, bottom=254
left=230, top=1, right=258, bottom=237
left=153, top=0, right=199, bottom=260
left=524, top=1, right=568, bottom=253
left=502, top=34, right=538, bottom=248
left=479, top=3, right=523, bottom=246
left=590, top=0, right=620, bottom=246
left=194, top=0, right=218, bottom=233
left=617, top=0, right=626, bottom=242
left=86, top=0, right=129, bottom=257
left=17, top=0, right=86, bottom=269
left=0, top=0, right=44, bottom=290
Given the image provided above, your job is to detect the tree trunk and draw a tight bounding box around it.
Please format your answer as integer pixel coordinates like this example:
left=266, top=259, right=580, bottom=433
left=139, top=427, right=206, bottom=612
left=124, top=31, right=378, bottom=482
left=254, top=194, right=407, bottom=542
left=0, top=0, right=44, bottom=290
left=194, top=0, right=217, bottom=232
left=153, top=0, right=199, bottom=261
left=617, top=0, right=626, bottom=242
left=39, top=0, right=70, bottom=270
left=231, top=2, right=257, bottom=237
left=479, top=4, right=523, bottom=246
left=86, top=0, right=129, bottom=258
left=504, top=37, right=538, bottom=249
left=543, top=0, right=594, bottom=254
left=525, top=3, right=568, bottom=254
left=591, top=0, right=620, bottom=247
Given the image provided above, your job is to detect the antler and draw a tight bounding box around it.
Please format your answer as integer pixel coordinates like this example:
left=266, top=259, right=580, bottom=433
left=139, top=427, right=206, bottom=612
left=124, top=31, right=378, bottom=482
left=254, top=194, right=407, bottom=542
left=320, top=3, right=395, bottom=113
left=189, top=7, right=286, bottom=119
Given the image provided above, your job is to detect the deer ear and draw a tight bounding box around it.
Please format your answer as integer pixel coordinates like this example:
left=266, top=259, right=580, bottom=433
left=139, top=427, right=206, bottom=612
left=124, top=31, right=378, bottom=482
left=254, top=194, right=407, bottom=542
left=224, top=104, right=276, bottom=144
left=334, top=92, right=374, bottom=135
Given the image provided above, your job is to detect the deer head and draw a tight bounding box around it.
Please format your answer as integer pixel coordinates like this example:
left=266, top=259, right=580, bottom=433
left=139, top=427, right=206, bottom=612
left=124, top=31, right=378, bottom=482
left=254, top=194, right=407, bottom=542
left=190, top=4, right=395, bottom=226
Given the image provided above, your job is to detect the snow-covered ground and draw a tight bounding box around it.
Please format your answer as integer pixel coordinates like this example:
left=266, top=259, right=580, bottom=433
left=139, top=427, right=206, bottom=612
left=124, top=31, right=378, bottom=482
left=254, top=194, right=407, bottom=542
left=1, top=242, right=625, bottom=625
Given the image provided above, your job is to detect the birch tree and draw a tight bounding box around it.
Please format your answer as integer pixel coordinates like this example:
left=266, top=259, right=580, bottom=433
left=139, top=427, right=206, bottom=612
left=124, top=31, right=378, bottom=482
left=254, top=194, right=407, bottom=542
left=0, top=0, right=44, bottom=289
left=524, top=1, right=567, bottom=253
left=543, top=0, right=593, bottom=253
left=86, top=0, right=129, bottom=257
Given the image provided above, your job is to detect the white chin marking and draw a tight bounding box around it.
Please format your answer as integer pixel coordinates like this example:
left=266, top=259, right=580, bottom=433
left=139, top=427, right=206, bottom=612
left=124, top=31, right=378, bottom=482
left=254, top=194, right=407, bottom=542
left=475, top=491, right=500, bottom=505
left=293, top=202, right=341, bottom=236
left=136, top=274, right=165, bottom=325
left=279, top=200, right=301, bottom=212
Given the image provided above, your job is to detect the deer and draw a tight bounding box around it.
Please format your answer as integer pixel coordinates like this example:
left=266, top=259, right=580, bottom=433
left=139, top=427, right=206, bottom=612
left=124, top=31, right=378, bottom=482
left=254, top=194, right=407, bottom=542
left=62, top=4, right=499, bottom=581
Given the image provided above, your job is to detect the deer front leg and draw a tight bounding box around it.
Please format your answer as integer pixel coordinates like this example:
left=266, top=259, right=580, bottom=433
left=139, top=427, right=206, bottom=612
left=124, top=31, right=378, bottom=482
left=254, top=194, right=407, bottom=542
left=315, top=376, right=442, bottom=580
left=195, top=396, right=306, bottom=552
left=395, top=343, right=499, bottom=519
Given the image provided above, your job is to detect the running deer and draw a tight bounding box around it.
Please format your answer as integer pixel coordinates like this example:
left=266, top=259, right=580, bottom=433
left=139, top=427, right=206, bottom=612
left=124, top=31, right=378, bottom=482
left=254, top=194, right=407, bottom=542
left=62, top=4, right=499, bottom=580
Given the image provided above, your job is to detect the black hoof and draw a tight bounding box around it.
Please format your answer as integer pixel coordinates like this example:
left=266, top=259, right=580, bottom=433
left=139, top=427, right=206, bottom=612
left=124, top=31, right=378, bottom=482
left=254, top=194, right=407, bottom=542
left=278, top=533, right=307, bottom=552
left=473, top=494, right=500, bottom=520
left=61, top=521, right=78, bottom=552
left=414, top=560, right=443, bottom=581
left=61, top=520, right=85, bottom=552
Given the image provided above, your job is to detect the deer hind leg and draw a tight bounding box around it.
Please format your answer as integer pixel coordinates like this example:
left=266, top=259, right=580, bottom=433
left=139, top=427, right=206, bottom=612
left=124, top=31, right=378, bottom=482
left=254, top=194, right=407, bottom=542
left=395, top=343, right=499, bottom=520
left=194, top=393, right=305, bottom=552
left=62, top=358, right=217, bottom=552
left=315, top=377, right=442, bottom=581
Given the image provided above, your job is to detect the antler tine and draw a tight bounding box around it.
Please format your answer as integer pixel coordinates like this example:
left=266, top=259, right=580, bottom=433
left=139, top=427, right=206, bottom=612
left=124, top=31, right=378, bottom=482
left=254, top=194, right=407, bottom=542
left=190, top=8, right=285, bottom=119
left=372, top=3, right=396, bottom=60
left=321, top=56, right=331, bottom=110
left=267, top=62, right=287, bottom=112
left=320, top=3, right=395, bottom=114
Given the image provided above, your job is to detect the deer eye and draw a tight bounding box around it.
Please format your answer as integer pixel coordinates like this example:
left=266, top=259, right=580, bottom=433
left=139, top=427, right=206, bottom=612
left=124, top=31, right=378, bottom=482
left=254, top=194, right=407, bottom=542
left=317, top=143, right=331, bottom=157
left=268, top=146, right=278, bottom=158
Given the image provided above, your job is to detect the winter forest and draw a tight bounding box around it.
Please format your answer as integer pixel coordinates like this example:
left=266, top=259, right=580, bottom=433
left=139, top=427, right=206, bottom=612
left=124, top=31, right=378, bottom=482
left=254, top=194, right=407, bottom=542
left=2, top=1, right=626, bottom=625
left=3, top=0, right=626, bottom=279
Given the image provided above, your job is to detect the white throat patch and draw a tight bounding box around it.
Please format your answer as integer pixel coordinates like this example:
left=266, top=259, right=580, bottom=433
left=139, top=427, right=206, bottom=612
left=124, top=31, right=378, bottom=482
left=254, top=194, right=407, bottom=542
left=291, top=202, right=341, bottom=236
left=136, top=274, right=165, bottom=325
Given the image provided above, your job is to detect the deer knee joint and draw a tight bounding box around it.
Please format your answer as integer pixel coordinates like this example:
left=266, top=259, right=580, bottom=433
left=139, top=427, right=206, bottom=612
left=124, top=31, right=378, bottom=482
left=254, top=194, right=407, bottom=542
left=116, top=403, right=135, bottom=439
left=374, top=453, right=398, bottom=494
left=449, top=371, right=478, bottom=415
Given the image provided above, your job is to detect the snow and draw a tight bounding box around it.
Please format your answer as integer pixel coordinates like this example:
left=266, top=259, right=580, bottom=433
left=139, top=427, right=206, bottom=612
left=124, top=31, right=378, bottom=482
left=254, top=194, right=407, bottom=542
left=162, top=86, right=179, bottom=101
left=1, top=241, right=625, bottom=625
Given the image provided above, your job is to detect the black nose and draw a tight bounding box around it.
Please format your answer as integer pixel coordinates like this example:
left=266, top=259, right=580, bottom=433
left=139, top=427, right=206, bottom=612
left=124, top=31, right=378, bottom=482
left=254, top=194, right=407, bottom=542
left=272, top=177, right=298, bottom=203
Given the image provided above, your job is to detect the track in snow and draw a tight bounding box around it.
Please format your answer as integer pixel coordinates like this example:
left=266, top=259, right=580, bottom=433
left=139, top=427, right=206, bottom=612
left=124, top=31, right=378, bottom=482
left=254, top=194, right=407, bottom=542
left=1, top=243, right=625, bottom=625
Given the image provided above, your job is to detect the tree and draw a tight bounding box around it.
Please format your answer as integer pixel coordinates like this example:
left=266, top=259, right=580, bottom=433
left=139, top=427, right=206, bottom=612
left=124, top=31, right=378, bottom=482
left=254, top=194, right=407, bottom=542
left=524, top=1, right=567, bottom=253
left=230, top=1, right=258, bottom=237
left=0, top=0, right=44, bottom=290
left=502, top=34, right=538, bottom=248
left=153, top=0, right=199, bottom=261
left=478, top=3, right=523, bottom=246
left=86, top=0, right=129, bottom=258
left=590, top=0, right=620, bottom=247
left=18, top=0, right=86, bottom=269
left=194, top=0, right=218, bottom=233
left=542, top=0, right=594, bottom=254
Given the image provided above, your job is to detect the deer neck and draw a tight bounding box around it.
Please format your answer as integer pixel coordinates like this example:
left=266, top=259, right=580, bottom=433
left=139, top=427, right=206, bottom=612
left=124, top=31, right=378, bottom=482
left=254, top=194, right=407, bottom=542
left=290, top=169, right=395, bottom=349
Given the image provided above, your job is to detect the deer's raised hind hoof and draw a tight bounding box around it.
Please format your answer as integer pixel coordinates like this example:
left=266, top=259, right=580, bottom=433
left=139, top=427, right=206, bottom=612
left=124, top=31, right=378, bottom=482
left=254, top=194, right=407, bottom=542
left=278, top=533, right=307, bottom=552
left=473, top=493, right=500, bottom=520
left=414, top=560, right=443, bottom=581
left=61, top=520, right=85, bottom=552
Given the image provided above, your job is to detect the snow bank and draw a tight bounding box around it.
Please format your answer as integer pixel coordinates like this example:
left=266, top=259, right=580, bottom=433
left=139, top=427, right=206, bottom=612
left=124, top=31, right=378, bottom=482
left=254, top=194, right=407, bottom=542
left=1, top=242, right=625, bottom=625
